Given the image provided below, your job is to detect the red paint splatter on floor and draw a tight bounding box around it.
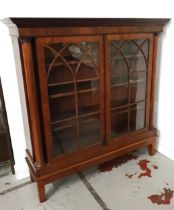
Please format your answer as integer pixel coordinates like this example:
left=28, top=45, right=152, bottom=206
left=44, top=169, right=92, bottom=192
left=137, top=159, right=152, bottom=178
left=125, top=173, right=134, bottom=179
left=98, top=154, right=138, bottom=172
left=124, top=159, right=158, bottom=179
left=148, top=188, right=174, bottom=205
left=125, top=172, right=137, bottom=179
left=152, top=164, right=158, bottom=169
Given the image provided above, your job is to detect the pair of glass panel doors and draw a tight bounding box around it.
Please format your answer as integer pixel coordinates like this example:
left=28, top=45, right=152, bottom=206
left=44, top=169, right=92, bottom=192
left=36, top=33, right=153, bottom=161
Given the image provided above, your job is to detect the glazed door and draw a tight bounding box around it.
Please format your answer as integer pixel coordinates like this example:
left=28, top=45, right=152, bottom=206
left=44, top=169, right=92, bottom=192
left=36, top=36, right=105, bottom=162
left=105, top=34, right=153, bottom=141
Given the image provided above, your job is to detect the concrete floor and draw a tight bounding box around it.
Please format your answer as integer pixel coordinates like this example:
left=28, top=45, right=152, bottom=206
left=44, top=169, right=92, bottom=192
left=0, top=148, right=174, bottom=210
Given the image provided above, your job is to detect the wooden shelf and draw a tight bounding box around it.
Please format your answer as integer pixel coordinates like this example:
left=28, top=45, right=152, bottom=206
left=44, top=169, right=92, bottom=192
left=52, top=114, right=100, bottom=132
left=111, top=105, right=144, bottom=115
left=48, top=59, right=97, bottom=67
left=51, top=116, right=76, bottom=125
left=49, top=91, right=75, bottom=99
left=79, top=110, right=100, bottom=118
left=130, top=69, right=148, bottom=73
left=111, top=69, right=147, bottom=78
left=79, top=105, right=99, bottom=115
left=51, top=110, right=76, bottom=124
left=46, top=56, right=78, bottom=66
left=48, top=77, right=100, bottom=87
left=53, top=120, right=100, bottom=153
left=49, top=87, right=99, bottom=99
left=51, top=110, right=100, bottom=125
left=78, top=87, right=98, bottom=94
left=52, top=123, right=74, bottom=132
left=111, top=100, right=146, bottom=112
left=46, top=55, right=98, bottom=67
left=111, top=78, right=145, bottom=88
left=111, top=83, right=128, bottom=88
left=111, top=99, right=128, bottom=110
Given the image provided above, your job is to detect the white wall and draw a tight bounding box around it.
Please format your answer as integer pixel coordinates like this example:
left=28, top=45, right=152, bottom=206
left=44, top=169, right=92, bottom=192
left=155, top=22, right=174, bottom=160
left=0, top=0, right=173, bottom=179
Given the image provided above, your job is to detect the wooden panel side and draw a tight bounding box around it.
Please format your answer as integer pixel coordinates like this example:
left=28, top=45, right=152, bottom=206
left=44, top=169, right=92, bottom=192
left=20, top=38, right=45, bottom=167
left=150, top=34, right=159, bottom=128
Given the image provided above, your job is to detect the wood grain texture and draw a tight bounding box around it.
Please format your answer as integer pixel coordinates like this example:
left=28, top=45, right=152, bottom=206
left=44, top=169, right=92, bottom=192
left=105, top=33, right=154, bottom=141
left=3, top=18, right=170, bottom=37
left=3, top=18, right=169, bottom=202
left=4, top=18, right=171, bottom=28
left=150, top=34, right=159, bottom=128
left=148, top=137, right=156, bottom=155
left=37, top=181, right=45, bottom=202
left=20, top=39, right=45, bottom=168
left=26, top=136, right=156, bottom=202
left=26, top=129, right=157, bottom=177
left=36, top=35, right=105, bottom=162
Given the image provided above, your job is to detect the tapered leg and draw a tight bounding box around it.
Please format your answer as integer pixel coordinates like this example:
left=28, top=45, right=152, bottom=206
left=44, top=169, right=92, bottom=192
left=148, top=138, right=156, bottom=156
left=30, top=172, right=35, bottom=182
left=37, top=181, right=46, bottom=203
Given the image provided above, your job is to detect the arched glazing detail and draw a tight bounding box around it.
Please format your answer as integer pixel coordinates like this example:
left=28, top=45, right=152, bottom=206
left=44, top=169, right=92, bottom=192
left=43, top=41, right=101, bottom=156
left=44, top=42, right=99, bottom=84
left=110, top=39, right=149, bottom=74
left=109, top=38, right=149, bottom=138
left=110, top=41, right=129, bottom=75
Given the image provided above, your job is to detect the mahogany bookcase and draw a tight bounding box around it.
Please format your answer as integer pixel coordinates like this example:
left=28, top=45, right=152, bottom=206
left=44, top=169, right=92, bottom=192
left=4, top=18, right=170, bottom=202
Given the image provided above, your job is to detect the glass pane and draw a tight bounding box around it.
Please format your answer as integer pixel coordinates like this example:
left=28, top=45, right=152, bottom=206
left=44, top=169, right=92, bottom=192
left=111, top=107, right=128, bottom=138
left=77, top=79, right=99, bottom=92
left=110, top=39, right=149, bottom=74
left=111, top=75, right=128, bottom=108
left=121, top=40, right=138, bottom=60
left=45, top=46, right=74, bottom=84
left=76, top=42, right=99, bottom=80
left=130, top=39, right=149, bottom=71
left=43, top=40, right=101, bottom=156
left=130, top=71, right=147, bottom=103
left=77, top=80, right=100, bottom=116
left=44, top=47, right=56, bottom=70
left=52, top=120, right=77, bottom=155
left=45, top=42, right=99, bottom=84
left=79, top=113, right=100, bottom=147
left=130, top=56, right=147, bottom=71
left=136, top=39, right=149, bottom=58
left=49, top=95, right=76, bottom=122
left=110, top=42, right=128, bottom=75
left=130, top=102, right=146, bottom=131
left=109, top=38, right=149, bottom=139
left=48, top=83, right=74, bottom=96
